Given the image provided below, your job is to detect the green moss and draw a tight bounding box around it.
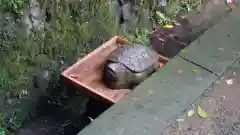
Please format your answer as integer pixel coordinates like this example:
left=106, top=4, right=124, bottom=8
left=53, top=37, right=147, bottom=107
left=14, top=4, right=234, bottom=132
left=0, top=0, right=24, bottom=17
left=0, top=0, right=119, bottom=132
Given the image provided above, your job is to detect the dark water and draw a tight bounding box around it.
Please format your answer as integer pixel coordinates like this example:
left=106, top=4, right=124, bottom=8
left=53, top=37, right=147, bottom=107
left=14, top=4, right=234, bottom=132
left=17, top=84, right=111, bottom=135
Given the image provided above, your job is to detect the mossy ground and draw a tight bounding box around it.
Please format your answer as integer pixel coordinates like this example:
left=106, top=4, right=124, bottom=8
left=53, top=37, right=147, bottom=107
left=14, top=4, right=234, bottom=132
left=0, top=0, right=200, bottom=134
left=0, top=0, right=119, bottom=133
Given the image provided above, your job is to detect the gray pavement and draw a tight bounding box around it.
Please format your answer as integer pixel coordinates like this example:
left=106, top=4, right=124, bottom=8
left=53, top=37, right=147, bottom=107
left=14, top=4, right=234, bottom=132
left=162, top=60, right=240, bottom=135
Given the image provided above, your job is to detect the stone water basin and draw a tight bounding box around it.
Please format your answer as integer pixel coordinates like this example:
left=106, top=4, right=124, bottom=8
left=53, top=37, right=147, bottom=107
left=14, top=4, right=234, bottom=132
left=61, top=36, right=168, bottom=103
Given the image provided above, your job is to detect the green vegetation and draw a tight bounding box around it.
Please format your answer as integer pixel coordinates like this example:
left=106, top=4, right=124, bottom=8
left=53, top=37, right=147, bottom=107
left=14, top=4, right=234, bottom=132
left=123, top=28, right=150, bottom=45
left=123, top=0, right=201, bottom=44
left=0, top=0, right=119, bottom=132
left=0, top=0, right=24, bottom=17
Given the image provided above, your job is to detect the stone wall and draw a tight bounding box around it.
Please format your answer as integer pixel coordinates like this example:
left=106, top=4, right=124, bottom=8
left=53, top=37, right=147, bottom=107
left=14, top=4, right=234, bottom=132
left=0, top=0, right=120, bottom=132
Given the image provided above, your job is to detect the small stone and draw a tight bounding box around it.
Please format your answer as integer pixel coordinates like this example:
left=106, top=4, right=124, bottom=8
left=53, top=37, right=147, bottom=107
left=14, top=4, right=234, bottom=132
left=60, top=60, right=64, bottom=65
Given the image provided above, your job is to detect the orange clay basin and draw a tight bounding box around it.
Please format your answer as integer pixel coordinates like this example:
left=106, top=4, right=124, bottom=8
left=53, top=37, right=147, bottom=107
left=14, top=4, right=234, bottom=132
left=61, top=36, right=169, bottom=104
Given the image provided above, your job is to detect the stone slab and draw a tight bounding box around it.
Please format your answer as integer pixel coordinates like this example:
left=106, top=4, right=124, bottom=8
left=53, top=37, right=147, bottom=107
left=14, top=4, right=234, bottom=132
left=77, top=56, right=217, bottom=135
left=178, top=7, right=240, bottom=76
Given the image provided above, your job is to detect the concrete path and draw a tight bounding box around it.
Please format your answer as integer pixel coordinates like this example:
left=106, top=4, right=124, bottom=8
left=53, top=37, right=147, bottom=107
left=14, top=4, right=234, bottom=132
left=162, top=60, right=240, bottom=135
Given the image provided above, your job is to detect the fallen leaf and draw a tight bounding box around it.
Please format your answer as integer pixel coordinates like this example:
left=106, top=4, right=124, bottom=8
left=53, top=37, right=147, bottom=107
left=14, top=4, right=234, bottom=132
left=192, top=69, right=200, bottom=73
left=233, top=72, right=237, bottom=76
left=174, top=22, right=181, bottom=26
left=225, top=79, right=233, bottom=85
left=163, top=24, right=174, bottom=28
left=197, top=105, right=208, bottom=118
left=187, top=109, right=195, bottom=117
left=181, top=49, right=185, bottom=52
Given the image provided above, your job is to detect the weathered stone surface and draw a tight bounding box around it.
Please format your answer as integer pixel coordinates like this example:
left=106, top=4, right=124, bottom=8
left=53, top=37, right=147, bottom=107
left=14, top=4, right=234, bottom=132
left=77, top=56, right=217, bottom=135
left=179, top=7, right=240, bottom=76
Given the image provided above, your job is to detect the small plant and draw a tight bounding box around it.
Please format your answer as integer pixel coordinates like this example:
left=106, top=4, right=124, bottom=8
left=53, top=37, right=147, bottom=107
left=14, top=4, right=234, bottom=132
left=123, top=28, right=150, bottom=45
left=180, top=0, right=201, bottom=12
left=155, top=11, right=173, bottom=26
left=0, top=0, right=24, bottom=15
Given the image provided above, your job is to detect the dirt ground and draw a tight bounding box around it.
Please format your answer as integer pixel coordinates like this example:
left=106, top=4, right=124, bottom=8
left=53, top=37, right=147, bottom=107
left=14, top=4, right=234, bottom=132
left=161, top=60, right=240, bottom=135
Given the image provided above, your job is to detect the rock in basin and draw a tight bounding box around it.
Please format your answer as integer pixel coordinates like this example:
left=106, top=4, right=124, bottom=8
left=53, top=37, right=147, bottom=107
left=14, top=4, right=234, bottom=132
left=61, top=36, right=168, bottom=103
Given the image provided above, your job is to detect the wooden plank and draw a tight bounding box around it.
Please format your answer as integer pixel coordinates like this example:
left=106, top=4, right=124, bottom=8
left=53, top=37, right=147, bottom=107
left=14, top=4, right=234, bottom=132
left=77, top=56, right=217, bottom=135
